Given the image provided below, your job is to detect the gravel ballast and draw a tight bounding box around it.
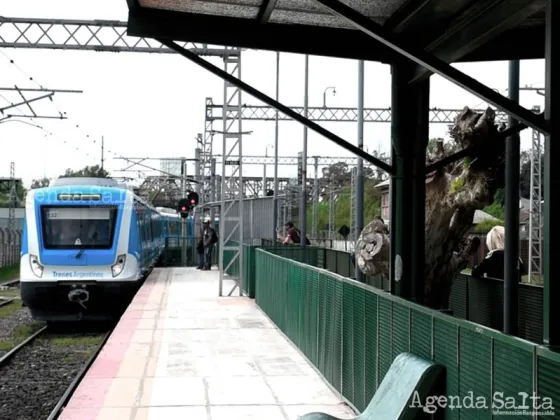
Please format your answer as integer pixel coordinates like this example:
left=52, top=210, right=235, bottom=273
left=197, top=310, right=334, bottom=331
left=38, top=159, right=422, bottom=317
left=0, top=301, right=39, bottom=359
left=0, top=331, right=106, bottom=420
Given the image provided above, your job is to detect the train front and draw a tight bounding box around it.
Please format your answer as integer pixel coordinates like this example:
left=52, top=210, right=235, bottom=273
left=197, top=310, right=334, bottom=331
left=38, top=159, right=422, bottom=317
left=20, top=185, right=139, bottom=321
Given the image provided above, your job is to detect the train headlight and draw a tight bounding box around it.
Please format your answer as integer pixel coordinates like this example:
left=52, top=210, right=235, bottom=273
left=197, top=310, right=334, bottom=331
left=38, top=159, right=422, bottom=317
left=111, top=254, right=126, bottom=277
left=29, top=254, right=44, bottom=278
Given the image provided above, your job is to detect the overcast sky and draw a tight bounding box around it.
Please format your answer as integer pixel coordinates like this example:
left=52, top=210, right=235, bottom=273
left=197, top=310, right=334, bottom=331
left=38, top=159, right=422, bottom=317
left=0, top=0, right=546, bottom=187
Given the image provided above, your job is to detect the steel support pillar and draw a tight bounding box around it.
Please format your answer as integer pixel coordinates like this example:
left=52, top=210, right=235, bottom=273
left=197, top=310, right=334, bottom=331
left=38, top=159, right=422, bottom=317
left=390, top=63, right=428, bottom=303
left=328, top=181, right=335, bottom=241
left=356, top=60, right=365, bottom=283
left=312, top=157, right=319, bottom=240
left=273, top=52, right=280, bottom=240
left=504, top=60, right=520, bottom=336
left=300, top=55, right=309, bottom=247
left=543, top=0, right=559, bottom=347
left=389, top=147, right=397, bottom=294
left=350, top=167, right=357, bottom=242
left=219, top=54, right=244, bottom=297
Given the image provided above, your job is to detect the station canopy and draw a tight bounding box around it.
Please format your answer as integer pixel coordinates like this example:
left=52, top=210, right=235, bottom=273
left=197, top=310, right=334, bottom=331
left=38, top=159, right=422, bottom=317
left=126, top=0, right=546, bottom=64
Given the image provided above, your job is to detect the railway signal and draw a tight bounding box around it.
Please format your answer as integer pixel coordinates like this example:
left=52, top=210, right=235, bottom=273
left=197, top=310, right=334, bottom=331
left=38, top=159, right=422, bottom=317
left=187, top=191, right=199, bottom=207
left=177, top=198, right=191, bottom=218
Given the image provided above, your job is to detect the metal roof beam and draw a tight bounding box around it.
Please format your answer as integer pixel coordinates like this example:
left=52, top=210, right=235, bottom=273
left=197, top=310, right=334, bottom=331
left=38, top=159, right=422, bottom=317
left=410, top=0, right=546, bottom=83
left=314, top=0, right=549, bottom=136
left=126, top=8, right=395, bottom=62
left=385, top=0, right=472, bottom=35
left=256, top=0, right=279, bottom=23
left=158, top=38, right=394, bottom=174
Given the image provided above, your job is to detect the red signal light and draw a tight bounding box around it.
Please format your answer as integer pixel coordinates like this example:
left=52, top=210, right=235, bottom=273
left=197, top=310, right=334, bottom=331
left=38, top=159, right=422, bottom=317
left=190, top=199, right=195, bottom=204
left=181, top=206, right=186, bottom=211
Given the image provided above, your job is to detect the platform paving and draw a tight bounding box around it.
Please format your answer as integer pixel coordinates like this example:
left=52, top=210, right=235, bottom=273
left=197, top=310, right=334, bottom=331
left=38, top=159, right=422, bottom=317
left=58, top=267, right=356, bottom=420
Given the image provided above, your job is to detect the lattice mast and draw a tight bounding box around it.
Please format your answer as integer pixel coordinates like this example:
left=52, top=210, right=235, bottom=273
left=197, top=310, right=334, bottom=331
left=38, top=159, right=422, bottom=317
left=218, top=53, right=244, bottom=297
left=529, top=127, right=543, bottom=283
left=328, top=179, right=335, bottom=240
left=202, top=98, right=216, bottom=206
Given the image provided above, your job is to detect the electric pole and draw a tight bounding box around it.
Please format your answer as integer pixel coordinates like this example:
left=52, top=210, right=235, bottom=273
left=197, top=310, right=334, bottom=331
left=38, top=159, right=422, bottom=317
left=101, top=136, right=105, bottom=171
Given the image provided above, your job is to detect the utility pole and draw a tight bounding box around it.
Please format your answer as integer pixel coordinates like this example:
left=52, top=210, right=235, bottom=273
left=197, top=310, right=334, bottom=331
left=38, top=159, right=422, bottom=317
left=181, top=158, right=187, bottom=266
left=101, top=136, right=105, bottom=171
left=300, top=55, right=309, bottom=248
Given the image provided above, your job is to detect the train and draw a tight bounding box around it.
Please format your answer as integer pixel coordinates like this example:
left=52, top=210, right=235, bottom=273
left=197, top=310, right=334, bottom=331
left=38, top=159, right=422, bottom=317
left=20, top=177, right=194, bottom=322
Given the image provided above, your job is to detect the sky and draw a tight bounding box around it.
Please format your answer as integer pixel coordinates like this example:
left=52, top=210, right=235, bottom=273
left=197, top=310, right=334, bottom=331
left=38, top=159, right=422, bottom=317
left=0, top=0, right=547, bottom=188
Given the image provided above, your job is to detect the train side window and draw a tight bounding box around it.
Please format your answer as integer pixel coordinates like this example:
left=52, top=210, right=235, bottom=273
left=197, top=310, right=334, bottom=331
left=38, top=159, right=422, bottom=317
left=138, top=209, right=144, bottom=244
left=145, top=211, right=150, bottom=242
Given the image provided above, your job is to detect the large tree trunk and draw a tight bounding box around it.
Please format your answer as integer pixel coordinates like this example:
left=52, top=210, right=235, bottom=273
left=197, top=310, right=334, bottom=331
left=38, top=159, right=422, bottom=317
left=355, top=107, right=505, bottom=309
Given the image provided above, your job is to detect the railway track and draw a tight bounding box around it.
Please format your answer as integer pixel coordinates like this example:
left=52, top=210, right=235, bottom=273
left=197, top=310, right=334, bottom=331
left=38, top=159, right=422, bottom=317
left=0, top=297, right=16, bottom=308
left=0, top=278, right=20, bottom=289
left=0, top=323, right=112, bottom=420
left=0, top=278, right=21, bottom=308
left=0, top=324, right=47, bottom=367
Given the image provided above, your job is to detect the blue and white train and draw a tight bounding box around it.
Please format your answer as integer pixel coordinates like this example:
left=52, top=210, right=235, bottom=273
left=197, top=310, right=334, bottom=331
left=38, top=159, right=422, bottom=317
left=20, top=177, right=191, bottom=322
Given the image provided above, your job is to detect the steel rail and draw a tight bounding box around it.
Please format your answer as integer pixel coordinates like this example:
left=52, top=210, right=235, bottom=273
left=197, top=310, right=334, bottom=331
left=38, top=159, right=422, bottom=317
left=46, top=329, right=113, bottom=420
left=0, top=325, right=47, bottom=367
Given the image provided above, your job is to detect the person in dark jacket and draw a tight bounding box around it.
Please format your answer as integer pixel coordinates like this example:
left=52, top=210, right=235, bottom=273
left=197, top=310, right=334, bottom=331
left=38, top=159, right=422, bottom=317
left=471, top=226, right=523, bottom=281
left=196, top=225, right=205, bottom=269
left=282, top=221, right=310, bottom=245
left=201, top=217, right=216, bottom=270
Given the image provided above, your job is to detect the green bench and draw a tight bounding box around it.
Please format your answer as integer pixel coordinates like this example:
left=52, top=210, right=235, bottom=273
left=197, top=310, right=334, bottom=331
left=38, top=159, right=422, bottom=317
left=299, top=352, right=444, bottom=420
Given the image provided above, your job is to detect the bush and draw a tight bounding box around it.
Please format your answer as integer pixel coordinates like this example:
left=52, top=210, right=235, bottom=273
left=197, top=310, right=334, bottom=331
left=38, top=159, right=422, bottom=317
left=474, top=218, right=504, bottom=233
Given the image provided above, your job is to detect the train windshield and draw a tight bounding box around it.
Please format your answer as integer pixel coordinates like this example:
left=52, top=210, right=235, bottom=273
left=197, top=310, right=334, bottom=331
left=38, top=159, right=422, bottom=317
left=41, top=206, right=117, bottom=249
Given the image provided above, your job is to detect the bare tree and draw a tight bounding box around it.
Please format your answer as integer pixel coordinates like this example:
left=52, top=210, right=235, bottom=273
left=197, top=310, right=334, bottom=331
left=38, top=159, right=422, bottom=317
left=355, top=107, right=505, bottom=309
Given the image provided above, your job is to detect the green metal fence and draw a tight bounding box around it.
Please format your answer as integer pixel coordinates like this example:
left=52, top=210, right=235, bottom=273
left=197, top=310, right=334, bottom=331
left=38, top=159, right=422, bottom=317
left=222, top=241, right=256, bottom=298
left=223, top=241, right=325, bottom=298
left=255, top=248, right=560, bottom=418
left=295, top=243, right=543, bottom=344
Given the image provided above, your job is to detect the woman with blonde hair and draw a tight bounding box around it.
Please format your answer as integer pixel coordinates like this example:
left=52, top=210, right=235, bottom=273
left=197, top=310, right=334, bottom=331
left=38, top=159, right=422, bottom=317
left=472, top=225, right=523, bottom=280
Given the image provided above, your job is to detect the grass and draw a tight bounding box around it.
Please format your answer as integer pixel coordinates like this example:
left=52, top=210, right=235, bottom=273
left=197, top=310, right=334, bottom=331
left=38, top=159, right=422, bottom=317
left=0, top=289, right=20, bottom=298
left=0, top=263, right=19, bottom=283
left=47, top=335, right=105, bottom=359
left=0, top=300, right=22, bottom=318
left=48, top=336, right=103, bottom=348
left=0, top=322, right=44, bottom=352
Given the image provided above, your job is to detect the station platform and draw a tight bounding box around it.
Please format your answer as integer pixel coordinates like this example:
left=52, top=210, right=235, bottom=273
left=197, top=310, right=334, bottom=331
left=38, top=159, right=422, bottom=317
left=59, top=267, right=356, bottom=420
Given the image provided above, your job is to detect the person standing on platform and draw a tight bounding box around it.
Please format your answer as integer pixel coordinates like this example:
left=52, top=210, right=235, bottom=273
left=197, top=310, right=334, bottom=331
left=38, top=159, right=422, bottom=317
left=196, top=223, right=205, bottom=270
left=202, top=217, right=217, bottom=270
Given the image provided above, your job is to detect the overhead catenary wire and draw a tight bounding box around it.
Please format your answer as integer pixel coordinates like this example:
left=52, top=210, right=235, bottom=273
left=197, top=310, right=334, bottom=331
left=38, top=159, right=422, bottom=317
left=1, top=50, right=187, bottom=182
left=0, top=50, right=129, bottom=170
